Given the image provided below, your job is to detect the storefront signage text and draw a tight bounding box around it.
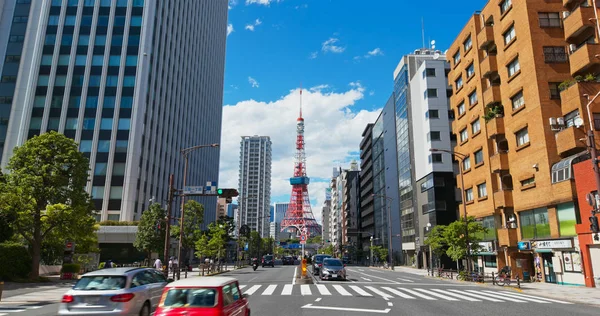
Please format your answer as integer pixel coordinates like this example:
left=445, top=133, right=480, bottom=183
left=532, top=239, right=572, bottom=249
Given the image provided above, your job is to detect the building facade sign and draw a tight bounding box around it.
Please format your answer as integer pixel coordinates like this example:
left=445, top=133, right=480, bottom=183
left=532, top=239, right=573, bottom=249
left=518, top=241, right=531, bottom=250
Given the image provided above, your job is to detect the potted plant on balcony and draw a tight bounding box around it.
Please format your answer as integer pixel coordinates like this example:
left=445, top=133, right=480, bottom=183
left=483, top=104, right=504, bottom=122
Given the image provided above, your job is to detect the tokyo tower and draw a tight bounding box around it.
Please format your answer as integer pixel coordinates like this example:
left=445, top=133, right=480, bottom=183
left=280, top=89, right=320, bottom=238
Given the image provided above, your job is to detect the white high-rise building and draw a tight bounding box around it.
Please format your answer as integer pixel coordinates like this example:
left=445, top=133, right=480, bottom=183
left=238, top=136, right=272, bottom=238
left=0, top=0, right=228, bottom=223
left=269, top=222, right=279, bottom=241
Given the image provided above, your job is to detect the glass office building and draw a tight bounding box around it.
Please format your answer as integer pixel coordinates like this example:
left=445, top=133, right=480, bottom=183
left=0, top=0, right=228, bottom=223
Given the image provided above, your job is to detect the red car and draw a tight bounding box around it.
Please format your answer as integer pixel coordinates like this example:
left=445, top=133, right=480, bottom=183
left=154, top=276, right=250, bottom=316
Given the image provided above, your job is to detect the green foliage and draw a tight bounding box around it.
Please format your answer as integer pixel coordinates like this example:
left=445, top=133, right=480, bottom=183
left=98, top=262, right=105, bottom=269
left=322, top=244, right=334, bottom=255
left=99, top=221, right=139, bottom=226
left=0, top=212, right=15, bottom=243
left=0, top=132, right=96, bottom=278
left=60, top=263, right=81, bottom=273
left=134, top=203, right=166, bottom=259
left=424, top=217, right=487, bottom=262
left=482, top=104, right=504, bottom=122
left=248, top=231, right=262, bottom=257
left=216, top=215, right=235, bottom=242
left=307, top=235, right=322, bottom=244
left=0, top=242, right=32, bottom=281
left=194, top=222, right=228, bottom=259
left=559, top=74, right=597, bottom=92
left=371, top=245, right=388, bottom=262
left=261, top=237, right=275, bottom=254
left=170, top=200, right=204, bottom=251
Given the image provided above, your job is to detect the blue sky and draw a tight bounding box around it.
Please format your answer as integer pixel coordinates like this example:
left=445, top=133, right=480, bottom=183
left=220, top=0, right=487, bottom=223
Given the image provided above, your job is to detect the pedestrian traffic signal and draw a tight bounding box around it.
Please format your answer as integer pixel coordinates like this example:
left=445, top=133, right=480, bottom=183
left=590, top=216, right=599, bottom=233
left=217, top=188, right=239, bottom=203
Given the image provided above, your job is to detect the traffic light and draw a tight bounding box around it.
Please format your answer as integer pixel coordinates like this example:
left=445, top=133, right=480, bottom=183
left=590, top=216, right=599, bottom=233
left=217, top=188, right=239, bottom=203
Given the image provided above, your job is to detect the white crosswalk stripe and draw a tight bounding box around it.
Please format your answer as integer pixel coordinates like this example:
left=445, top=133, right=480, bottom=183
left=237, top=284, right=573, bottom=304
left=397, top=278, right=415, bottom=283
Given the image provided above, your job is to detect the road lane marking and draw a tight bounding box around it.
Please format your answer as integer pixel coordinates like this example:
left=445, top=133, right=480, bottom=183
left=315, top=298, right=322, bottom=302
left=358, top=269, right=365, bottom=272
left=261, top=285, right=277, bottom=296
left=387, top=302, right=393, bottom=307
left=431, top=289, right=480, bottom=301
left=292, top=267, right=297, bottom=285
left=397, top=278, right=415, bottom=283
left=332, top=284, right=352, bottom=296
left=465, top=290, right=524, bottom=302
left=316, top=284, right=332, bottom=295
left=365, top=286, right=393, bottom=300
left=448, top=289, right=503, bottom=302
left=281, top=284, right=293, bottom=295
left=498, top=291, right=573, bottom=304
left=414, top=288, right=458, bottom=301
left=239, top=285, right=247, bottom=289
left=301, top=284, right=312, bottom=295
left=361, top=277, right=372, bottom=281
left=481, top=291, right=548, bottom=303
left=244, top=285, right=262, bottom=295
left=397, top=288, right=436, bottom=300
left=302, top=304, right=391, bottom=314
left=381, top=287, right=415, bottom=299
left=0, top=310, right=25, bottom=313
left=349, top=285, right=373, bottom=296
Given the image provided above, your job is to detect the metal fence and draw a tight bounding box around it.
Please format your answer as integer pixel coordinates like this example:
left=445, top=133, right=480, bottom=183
left=428, top=268, right=521, bottom=289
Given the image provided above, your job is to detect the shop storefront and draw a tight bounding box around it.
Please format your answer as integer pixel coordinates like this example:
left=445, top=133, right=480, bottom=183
left=530, top=238, right=585, bottom=286
left=473, top=241, right=498, bottom=274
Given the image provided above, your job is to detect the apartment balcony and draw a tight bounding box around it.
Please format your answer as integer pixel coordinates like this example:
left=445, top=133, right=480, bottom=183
left=564, top=5, right=596, bottom=44
left=480, top=55, right=498, bottom=78
left=483, top=85, right=501, bottom=107
left=490, top=152, right=509, bottom=173
left=569, top=43, right=600, bottom=77
left=560, top=81, right=600, bottom=114
left=493, top=190, right=513, bottom=209
left=497, top=228, right=518, bottom=247
left=556, top=126, right=587, bottom=157
left=486, top=116, right=505, bottom=137
left=477, top=25, right=495, bottom=49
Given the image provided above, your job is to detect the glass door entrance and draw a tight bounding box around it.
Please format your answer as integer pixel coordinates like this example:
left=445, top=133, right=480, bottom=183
left=542, top=253, right=556, bottom=283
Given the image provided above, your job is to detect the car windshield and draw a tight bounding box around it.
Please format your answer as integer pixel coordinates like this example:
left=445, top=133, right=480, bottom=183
left=73, top=276, right=127, bottom=290
left=323, top=259, right=343, bottom=267
left=265, top=255, right=273, bottom=260
left=161, top=288, right=218, bottom=308
left=315, top=256, right=331, bottom=263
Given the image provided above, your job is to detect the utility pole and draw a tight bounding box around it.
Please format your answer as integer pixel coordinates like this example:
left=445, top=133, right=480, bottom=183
left=163, top=174, right=174, bottom=277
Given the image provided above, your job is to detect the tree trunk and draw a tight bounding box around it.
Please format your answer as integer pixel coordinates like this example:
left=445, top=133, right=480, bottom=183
left=30, top=226, right=41, bottom=279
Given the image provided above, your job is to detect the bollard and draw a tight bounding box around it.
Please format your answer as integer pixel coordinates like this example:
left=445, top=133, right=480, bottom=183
left=517, top=277, right=520, bottom=289
left=301, top=259, right=307, bottom=278
left=492, top=272, right=495, bottom=285
left=0, top=281, right=3, bottom=302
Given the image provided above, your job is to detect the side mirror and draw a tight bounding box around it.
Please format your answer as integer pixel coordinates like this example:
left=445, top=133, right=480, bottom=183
left=167, top=278, right=174, bottom=283
left=243, top=293, right=249, bottom=299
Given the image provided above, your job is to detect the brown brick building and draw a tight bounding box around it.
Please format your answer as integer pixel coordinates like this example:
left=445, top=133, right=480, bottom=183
left=446, top=0, right=600, bottom=285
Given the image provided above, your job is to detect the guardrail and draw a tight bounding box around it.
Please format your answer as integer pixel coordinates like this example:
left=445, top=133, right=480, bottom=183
left=428, top=268, right=520, bottom=288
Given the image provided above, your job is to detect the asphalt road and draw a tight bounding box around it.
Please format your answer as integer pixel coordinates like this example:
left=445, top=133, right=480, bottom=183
left=3, top=265, right=599, bottom=316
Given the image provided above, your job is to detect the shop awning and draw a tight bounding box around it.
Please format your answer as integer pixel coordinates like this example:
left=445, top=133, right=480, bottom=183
left=534, top=249, right=553, bottom=253
left=473, top=252, right=496, bottom=256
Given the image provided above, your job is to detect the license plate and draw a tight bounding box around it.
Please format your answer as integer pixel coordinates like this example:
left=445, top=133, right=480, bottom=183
left=332, top=274, right=337, bottom=278
left=83, top=297, right=101, bottom=305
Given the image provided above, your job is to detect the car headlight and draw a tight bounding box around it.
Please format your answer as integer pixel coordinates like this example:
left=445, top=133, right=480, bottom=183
left=323, top=270, right=330, bottom=274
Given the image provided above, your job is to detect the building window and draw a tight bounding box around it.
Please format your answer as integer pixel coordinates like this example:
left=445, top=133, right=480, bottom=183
left=109, top=187, right=123, bottom=199
left=91, top=186, right=105, bottom=199
left=465, top=188, right=474, bottom=202
left=520, top=207, right=551, bottom=239
left=65, top=15, right=76, bottom=26
left=424, top=88, right=438, bottom=99
left=471, top=119, right=481, bottom=134
left=95, top=163, right=108, bottom=176
left=458, top=102, right=465, bottom=115
left=516, top=127, right=529, bottom=146
left=80, top=140, right=93, bottom=152
left=480, top=216, right=497, bottom=240
left=500, top=0, right=512, bottom=14
left=131, top=16, right=143, bottom=27
left=477, top=183, right=487, bottom=198
left=469, top=90, right=478, bottom=106
left=455, top=76, right=463, bottom=90
left=511, top=90, right=525, bottom=110
left=41, top=55, right=53, bottom=66
left=543, top=46, right=567, bottom=63
left=466, top=63, right=475, bottom=78
left=45, top=34, right=56, bottom=45
left=95, top=35, right=107, bottom=46
left=78, top=35, right=89, bottom=46
left=463, top=36, right=472, bottom=51
left=113, top=163, right=126, bottom=176
left=474, top=149, right=484, bottom=164
left=423, top=68, right=436, bottom=78
left=426, top=109, right=439, bottom=119
left=98, top=140, right=111, bottom=152
left=9, top=36, right=24, bottom=43
left=549, top=82, right=561, bottom=100
left=460, top=128, right=468, bottom=142
left=48, top=15, right=60, bottom=25
left=428, top=131, right=441, bottom=141
left=429, top=153, right=443, bottom=164
left=484, top=255, right=498, bottom=268
left=594, top=113, right=600, bottom=131
left=503, top=25, right=516, bottom=45
left=462, top=156, right=471, bottom=170
left=539, top=12, right=561, bottom=28
left=507, top=58, right=520, bottom=77
left=557, top=202, right=578, bottom=237
left=564, top=110, right=580, bottom=128
left=5, top=55, right=21, bottom=63
left=520, top=177, right=535, bottom=187
left=453, top=51, right=460, bottom=65
left=562, top=251, right=582, bottom=272
left=100, top=118, right=113, bottom=130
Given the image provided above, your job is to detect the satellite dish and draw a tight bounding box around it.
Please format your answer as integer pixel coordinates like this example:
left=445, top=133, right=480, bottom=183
left=433, top=53, right=440, bottom=60
left=574, top=117, right=584, bottom=128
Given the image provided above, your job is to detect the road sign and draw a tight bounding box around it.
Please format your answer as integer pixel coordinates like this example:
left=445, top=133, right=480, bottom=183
left=183, top=186, right=203, bottom=194
left=300, top=235, right=306, bottom=242
left=204, top=181, right=217, bottom=194
left=300, top=240, right=306, bottom=245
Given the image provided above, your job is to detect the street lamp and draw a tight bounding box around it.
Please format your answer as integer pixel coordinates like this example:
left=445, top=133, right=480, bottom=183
left=430, top=148, right=471, bottom=274
left=372, top=193, right=394, bottom=271
left=426, top=222, right=433, bottom=276
left=177, top=143, right=219, bottom=279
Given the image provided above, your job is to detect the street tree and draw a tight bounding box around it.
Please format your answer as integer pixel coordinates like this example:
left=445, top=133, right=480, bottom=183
left=322, top=244, right=334, bottom=255
left=262, top=237, right=275, bottom=254
left=170, top=200, right=204, bottom=255
left=248, top=231, right=262, bottom=258
left=424, top=217, right=487, bottom=269
left=134, top=203, right=166, bottom=261
left=216, top=215, right=235, bottom=241
left=0, top=132, right=95, bottom=278
left=307, top=235, right=322, bottom=244
left=194, top=222, right=228, bottom=261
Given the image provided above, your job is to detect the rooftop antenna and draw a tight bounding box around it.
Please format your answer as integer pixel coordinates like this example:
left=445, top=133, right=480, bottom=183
left=299, top=83, right=303, bottom=118
left=421, top=17, right=425, bottom=49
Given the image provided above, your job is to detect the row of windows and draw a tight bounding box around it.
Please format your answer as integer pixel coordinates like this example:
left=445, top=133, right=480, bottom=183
left=80, top=139, right=128, bottom=152
left=34, top=96, right=133, bottom=109
left=91, top=185, right=123, bottom=199
left=31, top=117, right=130, bottom=130
left=48, top=15, right=142, bottom=27
left=52, top=0, right=144, bottom=8
left=465, top=182, right=487, bottom=202
left=38, top=75, right=136, bottom=87
left=45, top=34, right=140, bottom=47
left=42, top=54, right=138, bottom=66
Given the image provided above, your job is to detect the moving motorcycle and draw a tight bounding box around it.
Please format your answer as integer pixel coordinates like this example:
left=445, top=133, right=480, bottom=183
left=251, top=257, right=259, bottom=271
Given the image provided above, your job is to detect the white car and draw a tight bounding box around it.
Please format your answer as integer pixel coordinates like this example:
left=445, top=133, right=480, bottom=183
left=58, top=267, right=170, bottom=316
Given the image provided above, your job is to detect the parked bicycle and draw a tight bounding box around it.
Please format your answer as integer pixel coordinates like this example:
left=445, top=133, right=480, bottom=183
left=494, top=266, right=512, bottom=286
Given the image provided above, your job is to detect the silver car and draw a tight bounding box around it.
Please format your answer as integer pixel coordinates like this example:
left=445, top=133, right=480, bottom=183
left=58, top=267, right=170, bottom=316
left=319, top=258, right=347, bottom=281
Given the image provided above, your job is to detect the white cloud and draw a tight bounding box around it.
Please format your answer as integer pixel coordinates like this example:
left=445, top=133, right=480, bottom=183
left=369, top=91, right=375, bottom=96
left=322, top=38, right=345, bottom=54
left=245, top=18, right=262, bottom=31
left=295, top=4, right=308, bottom=9
left=227, top=24, right=234, bottom=36
left=219, top=83, right=380, bottom=225
left=246, top=0, right=282, bottom=5
left=309, top=51, right=318, bottom=59
left=248, top=76, right=260, bottom=88
left=367, top=48, right=383, bottom=57
left=228, top=0, right=238, bottom=9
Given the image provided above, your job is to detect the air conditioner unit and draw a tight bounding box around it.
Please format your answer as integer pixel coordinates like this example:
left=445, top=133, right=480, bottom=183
left=549, top=117, right=557, bottom=126
left=557, top=117, right=565, bottom=126
left=569, top=44, right=577, bottom=54
left=562, top=11, right=570, bottom=19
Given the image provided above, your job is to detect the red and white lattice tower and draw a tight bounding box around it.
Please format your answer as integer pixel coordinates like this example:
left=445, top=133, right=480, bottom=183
left=280, top=88, right=320, bottom=238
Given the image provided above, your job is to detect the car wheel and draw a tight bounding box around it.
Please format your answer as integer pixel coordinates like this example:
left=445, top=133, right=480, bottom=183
left=139, top=302, right=150, bottom=316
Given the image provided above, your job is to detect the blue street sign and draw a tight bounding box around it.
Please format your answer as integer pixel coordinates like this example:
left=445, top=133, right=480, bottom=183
left=244, top=243, right=249, bottom=251
left=517, top=241, right=530, bottom=250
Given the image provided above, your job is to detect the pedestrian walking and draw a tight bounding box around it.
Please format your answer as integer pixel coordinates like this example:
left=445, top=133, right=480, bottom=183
left=154, top=257, right=163, bottom=270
